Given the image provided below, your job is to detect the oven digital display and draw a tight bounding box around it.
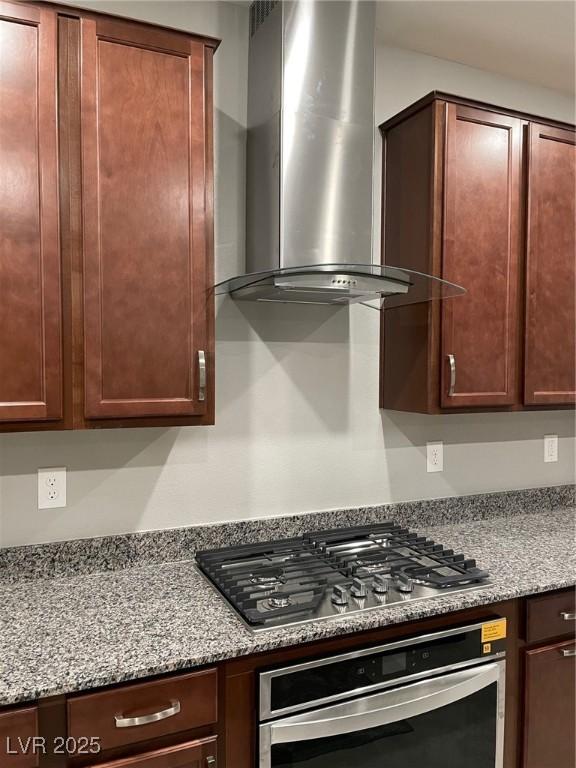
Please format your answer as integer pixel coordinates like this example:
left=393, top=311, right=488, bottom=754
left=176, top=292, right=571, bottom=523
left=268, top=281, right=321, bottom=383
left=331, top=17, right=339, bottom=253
left=381, top=652, right=407, bottom=676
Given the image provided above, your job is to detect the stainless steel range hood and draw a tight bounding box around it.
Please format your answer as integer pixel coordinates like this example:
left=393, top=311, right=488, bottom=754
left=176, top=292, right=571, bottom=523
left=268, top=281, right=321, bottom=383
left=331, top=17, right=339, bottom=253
left=215, top=0, right=465, bottom=307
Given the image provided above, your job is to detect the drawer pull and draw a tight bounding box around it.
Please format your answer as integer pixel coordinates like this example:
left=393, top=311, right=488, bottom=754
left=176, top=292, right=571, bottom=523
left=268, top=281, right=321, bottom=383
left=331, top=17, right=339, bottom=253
left=206, top=758, right=217, bottom=767
left=447, top=354, right=456, bottom=397
left=198, top=350, right=206, bottom=402
left=114, top=699, right=181, bottom=728
left=560, top=648, right=576, bottom=658
left=560, top=611, right=576, bottom=621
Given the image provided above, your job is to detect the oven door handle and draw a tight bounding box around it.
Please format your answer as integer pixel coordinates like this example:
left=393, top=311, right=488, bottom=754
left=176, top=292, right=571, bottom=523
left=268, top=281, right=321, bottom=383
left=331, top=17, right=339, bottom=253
left=268, top=662, right=503, bottom=744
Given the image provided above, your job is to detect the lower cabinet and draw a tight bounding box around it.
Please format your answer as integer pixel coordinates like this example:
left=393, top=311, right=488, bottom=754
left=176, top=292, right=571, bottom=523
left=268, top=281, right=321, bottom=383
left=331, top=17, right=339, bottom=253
left=0, top=706, right=39, bottom=767
left=522, top=589, right=576, bottom=768
left=62, top=669, right=218, bottom=767
left=67, top=670, right=217, bottom=753
left=523, top=639, right=576, bottom=768
left=88, top=738, right=217, bottom=768
left=2, top=593, right=575, bottom=768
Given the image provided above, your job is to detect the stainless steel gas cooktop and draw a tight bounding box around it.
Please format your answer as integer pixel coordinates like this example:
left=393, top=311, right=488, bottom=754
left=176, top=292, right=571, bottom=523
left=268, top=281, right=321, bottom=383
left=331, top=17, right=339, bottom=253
left=195, top=521, right=490, bottom=632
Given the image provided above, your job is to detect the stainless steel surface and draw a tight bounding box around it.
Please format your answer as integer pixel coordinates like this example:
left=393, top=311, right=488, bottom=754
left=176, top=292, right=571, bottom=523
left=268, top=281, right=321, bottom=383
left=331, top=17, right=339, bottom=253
left=448, top=353, right=456, bottom=396
left=259, top=660, right=506, bottom=767
left=231, top=272, right=410, bottom=304
left=560, top=611, right=576, bottom=620
left=218, top=0, right=467, bottom=306
left=198, top=350, right=206, bottom=402
left=561, top=647, right=576, bottom=657
left=114, top=699, right=181, bottom=728
left=331, top=584, right=348, bottom=605
left=246, top=0, right=282, bottom=273
left=247, top=0, right=375, bottom=275
left=259, top=621, right=502, bottom=720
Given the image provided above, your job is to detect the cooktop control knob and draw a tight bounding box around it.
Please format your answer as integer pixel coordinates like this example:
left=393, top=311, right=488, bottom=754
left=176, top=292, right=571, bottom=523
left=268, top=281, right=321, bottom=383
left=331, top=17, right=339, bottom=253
left=331, top=584, right=349, bottom=606
left=372, top=574, right=389, bottom=594
left=394, top=573, right=414, bottom=593
left=350, top=578, right=367, bottom=599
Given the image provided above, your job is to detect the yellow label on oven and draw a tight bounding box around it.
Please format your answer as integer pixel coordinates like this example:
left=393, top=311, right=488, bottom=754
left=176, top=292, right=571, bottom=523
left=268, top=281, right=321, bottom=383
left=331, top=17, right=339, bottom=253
left=481, top=618, right=507, bottom=643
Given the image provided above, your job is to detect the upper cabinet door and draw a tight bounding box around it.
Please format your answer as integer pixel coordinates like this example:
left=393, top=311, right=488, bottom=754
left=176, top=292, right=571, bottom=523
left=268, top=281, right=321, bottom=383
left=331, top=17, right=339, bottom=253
left=524, top=123, right=576, bottom=406
left=81, top=18, right=210, bottom=419
left=0, top=2, right=62, bottom=422
left=440, top=104, right=522, bottom=408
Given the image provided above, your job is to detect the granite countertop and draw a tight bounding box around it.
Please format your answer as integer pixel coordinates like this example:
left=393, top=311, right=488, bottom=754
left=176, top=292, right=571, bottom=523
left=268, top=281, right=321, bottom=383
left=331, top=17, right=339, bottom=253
left=0, top=505, right=574, bottom=707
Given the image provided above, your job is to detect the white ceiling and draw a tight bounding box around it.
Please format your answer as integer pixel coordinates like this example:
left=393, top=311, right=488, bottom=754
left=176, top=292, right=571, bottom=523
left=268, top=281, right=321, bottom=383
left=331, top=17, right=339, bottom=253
left=376, top=1, right=575, bottom=95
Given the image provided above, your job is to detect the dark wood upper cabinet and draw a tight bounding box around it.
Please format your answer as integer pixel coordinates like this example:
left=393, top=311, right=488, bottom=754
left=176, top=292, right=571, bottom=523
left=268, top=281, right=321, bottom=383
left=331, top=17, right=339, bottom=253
left=0, top=3, right=217, bottom=431
left=380, top=92, right=575, bottom=413
left=524, top=123, right=576, bottom=406
left=441, top=105, right=522, bottom=408
left=81, top=18, right=211, bottom=420
left=0, top=2, right=62, bottom=423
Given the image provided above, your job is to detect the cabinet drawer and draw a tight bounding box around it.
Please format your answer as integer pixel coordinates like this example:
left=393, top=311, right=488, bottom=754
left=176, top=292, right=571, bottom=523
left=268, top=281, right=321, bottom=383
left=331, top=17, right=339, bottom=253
left=68, top=670, right=217, bottom=752
left=0, top=706, right=39, bottom=768
left=523, top=639, right=576, bottom=768
left=526, top=589, right=576, bottom=644
left=89, top=737, right=217, bottom=768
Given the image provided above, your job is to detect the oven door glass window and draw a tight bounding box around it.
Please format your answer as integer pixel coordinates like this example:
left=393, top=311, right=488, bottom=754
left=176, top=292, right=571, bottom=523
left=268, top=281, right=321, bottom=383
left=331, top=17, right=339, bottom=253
left=263, top=662, right=504, bottom=768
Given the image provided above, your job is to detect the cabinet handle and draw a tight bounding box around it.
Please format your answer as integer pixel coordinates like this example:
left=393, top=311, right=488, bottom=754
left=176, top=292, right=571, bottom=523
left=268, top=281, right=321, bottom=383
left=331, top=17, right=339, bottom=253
left=114, top=699, right=180, bottom=728
left=198, top=350, right=206, bottom=402
left=447, top=354, right=456, bottom=397
left=560, top=648, right=576, bottom=657
left=205, top=758, right=217, bottom=767
left=560, top=611, right=576, bottom=621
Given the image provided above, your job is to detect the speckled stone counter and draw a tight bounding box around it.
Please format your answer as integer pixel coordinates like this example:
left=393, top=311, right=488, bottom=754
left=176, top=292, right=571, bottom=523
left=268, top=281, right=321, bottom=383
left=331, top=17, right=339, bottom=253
left=1, top=484, right=573, bottom=582
left=0, top=505, right=574, bottom=707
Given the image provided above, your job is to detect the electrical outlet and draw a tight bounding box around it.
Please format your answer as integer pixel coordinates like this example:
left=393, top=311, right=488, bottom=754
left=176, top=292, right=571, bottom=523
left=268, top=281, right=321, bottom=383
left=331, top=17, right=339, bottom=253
left=544, top=435, right=559, bottom=463
left=426, top=441, right=443, bottom=473
left=38, top=467, right=67, bottom=509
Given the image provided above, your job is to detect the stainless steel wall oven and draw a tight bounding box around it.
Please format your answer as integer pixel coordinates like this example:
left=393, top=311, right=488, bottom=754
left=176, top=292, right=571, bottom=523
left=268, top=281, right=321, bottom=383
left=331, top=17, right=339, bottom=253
left=259, top=622, right=506, bottom=768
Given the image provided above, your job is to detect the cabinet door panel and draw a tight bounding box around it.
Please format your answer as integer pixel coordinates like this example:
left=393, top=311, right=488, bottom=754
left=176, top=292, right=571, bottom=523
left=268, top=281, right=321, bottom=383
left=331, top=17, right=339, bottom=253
left=81, top=18, right=209, bottom=419
left=89, top=738, right=217, bottom=768
left=523, top=639, right=575, bottom=768
left=0, top=706, right=39, bottom=768
left=0, top=2, right=62, bottom=422
left=524, top=123, right=576, bottom=405
left=441, top=105, right=521, bottom=408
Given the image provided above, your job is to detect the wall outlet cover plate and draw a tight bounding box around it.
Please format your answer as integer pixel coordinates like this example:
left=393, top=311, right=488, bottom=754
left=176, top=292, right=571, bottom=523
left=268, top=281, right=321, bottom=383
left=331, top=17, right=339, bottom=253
left=544, top=435, right=559, bottom=463
left=38, top=467, right=67, bottom=509
left=426, top=441, right=444, bottom=473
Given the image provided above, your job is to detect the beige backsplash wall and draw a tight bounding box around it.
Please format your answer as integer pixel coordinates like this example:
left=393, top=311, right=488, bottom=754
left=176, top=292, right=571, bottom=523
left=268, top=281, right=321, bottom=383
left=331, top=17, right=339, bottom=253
left=0, top=2, right=574, bottom=547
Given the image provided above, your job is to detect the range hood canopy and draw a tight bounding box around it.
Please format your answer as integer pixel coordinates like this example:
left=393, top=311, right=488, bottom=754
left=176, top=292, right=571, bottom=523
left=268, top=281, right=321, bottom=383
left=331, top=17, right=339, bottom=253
left=216, top=0, right=465, bottom=308
left=215, top=264, right=465, bottom=307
